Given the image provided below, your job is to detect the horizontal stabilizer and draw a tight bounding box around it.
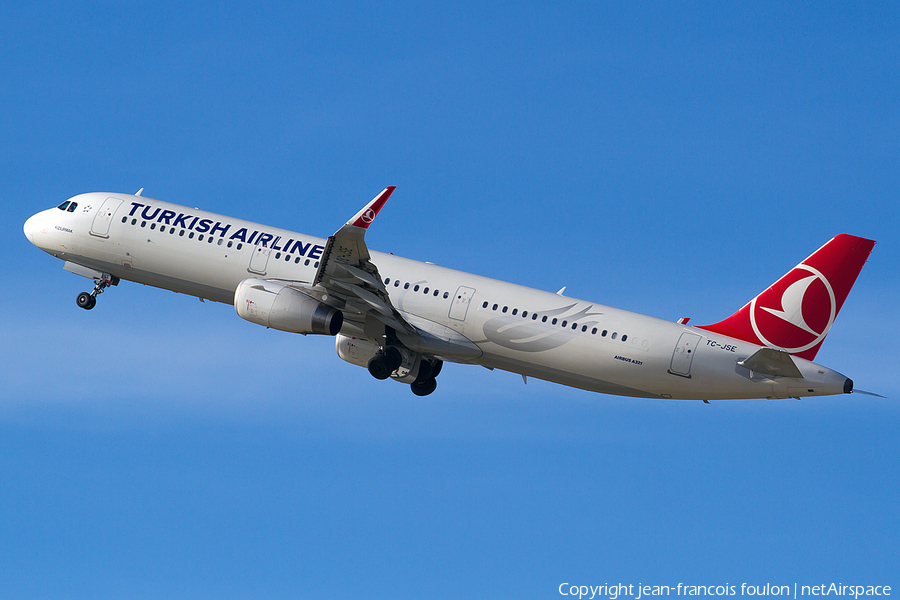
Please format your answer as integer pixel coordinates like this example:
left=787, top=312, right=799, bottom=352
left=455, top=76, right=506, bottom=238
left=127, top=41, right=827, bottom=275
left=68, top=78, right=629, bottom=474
left=737, top=347, right=803, bottom=378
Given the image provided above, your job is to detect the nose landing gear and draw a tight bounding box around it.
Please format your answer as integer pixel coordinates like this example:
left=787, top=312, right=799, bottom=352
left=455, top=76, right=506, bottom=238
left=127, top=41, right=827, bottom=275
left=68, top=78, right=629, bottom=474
left=76, top=274, right=119, bottom=310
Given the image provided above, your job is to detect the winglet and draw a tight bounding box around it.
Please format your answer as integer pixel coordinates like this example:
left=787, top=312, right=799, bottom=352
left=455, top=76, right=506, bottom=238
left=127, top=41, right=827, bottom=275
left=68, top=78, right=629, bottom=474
left=349, top=186, right=395, bottom=229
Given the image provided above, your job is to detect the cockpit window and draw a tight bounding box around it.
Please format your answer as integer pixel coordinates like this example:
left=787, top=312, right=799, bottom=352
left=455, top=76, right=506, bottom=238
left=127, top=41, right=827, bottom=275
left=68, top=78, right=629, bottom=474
left=57, top=201, right=70, bottom=211
left=68, top=202, right=77, bottom=212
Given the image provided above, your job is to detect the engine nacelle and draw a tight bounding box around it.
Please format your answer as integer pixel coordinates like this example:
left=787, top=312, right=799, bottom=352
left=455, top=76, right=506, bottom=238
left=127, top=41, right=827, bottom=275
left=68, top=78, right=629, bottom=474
left=235, top=279, right=343, bottom=335
left=335, top=334, right=380, bottom=368
left=335, top=334, right=423, bottom=383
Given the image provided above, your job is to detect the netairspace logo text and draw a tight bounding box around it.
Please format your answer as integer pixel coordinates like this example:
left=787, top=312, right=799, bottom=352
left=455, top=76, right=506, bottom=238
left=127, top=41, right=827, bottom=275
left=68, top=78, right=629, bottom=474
left=558, top=584, right=892, bottom=600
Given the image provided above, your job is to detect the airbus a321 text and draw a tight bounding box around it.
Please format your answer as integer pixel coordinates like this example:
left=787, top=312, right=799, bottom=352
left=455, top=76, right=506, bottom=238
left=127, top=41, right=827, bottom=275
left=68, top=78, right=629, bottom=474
left=24, top=187, right=877, bottom=400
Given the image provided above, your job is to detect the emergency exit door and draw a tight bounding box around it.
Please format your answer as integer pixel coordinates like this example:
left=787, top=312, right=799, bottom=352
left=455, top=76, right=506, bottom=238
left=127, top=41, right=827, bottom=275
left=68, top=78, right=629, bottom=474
left=449, top=286, right=476, bottom=321
left=669, top=332, right=701, bottom=378
left=248, top=244, right=271, bottom=275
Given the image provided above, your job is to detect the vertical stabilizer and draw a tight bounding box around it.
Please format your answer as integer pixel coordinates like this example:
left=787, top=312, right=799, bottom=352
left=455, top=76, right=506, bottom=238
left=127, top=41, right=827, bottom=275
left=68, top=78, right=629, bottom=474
left=698, top=234, right=875, bottom=360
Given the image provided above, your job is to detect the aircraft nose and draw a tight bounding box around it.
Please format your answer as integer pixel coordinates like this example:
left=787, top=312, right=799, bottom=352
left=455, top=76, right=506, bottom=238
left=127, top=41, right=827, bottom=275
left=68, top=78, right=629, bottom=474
left=23, top=213, right=39, bottom=244
left=24, top=210, right=51, bottom=247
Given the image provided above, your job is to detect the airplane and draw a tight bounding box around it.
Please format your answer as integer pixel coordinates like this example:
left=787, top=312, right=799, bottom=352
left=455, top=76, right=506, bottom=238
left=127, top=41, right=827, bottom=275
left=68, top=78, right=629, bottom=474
left=24, top=187, right=877, bottom=400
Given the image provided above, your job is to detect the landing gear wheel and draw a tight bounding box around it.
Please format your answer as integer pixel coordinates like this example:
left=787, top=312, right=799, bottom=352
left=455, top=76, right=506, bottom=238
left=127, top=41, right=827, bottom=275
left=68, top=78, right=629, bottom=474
left=75, top=274, right=118, bottom=310
left=414, top=360, right=433, bottom=384
left=430, top=359, right=443, bottom=378
left=384, top=346, right=402, bottom=371
left=367, top=347, right=403, bottom=380
left=411, top=377, right=437, bottom=396
left=76, top=292, right=96, bottom=310
left=367, top=353, right=394, bottom=380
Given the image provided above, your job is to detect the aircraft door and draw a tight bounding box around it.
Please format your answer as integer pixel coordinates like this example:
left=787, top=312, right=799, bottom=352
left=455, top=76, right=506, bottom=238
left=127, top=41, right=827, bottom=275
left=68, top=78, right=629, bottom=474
left=90, top=197, right=124, bottom=238
left=248, top=244, right=271, bottom=275
left=669, top=332, right=701, bottom=378
left=449, top=286, right=476, bottom=321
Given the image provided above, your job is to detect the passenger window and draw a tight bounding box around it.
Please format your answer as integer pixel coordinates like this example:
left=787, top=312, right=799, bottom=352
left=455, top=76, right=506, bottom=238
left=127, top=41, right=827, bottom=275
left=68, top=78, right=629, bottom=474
left=150, top=223, right=156, bottom=230
left=612, top=332, right=617, bottom=340
left=179, top=230, right=185, bottom=237
left=492, top=303, right=498, bottom=310
left=602, top=330, right=608, bottom=337
left=404, top=282, right=409, bottom=289
left=423, top=287, right=429, bottom=294
left=591, top=327, right=597, bottom=334
left=511, top=308, right=517, bottom=315
left=622, top=335, right=628, bottom=342
left=228, top=241, right=233, bottom=248
left=414, top=285, right=420, bottom=292
left=170, top=228, right=175, bottom=234
left=522, top=311, right=527, bottom=318
left=141, top=221, right=146, bottom=228
left=385, top=278, right=390, bottom=284
left=572, top=323, right=578, bottom=330
left=199, top=234, right=204, bottom=241
left=532, top=314, right=538, bottom=320
left=121, top=216, right=127, bottom=223
left=562, top=320, right=567, bottom=327
left=305, top=259, right=310, bottom=266
left=189, top=232, right=194, bottom=238
left=443, top=292, right=449, bottom=299
left=208, top=237, right=213, bottom=243
left=542, top=316, right=548, bottom=323
left=482, top=301, right=488, bottom=308
left=433, top=290, right=439, bottom=297
left=502, top=306, right=508, bottom=313
left=314, top=262, right=319, bottom=268
left=220, top=239, right=225, bottom=246
left=395, top=281, right=400, bottom=287
left=131, top=219, right=137, bottom=225
left=552, top=318, right=557, bottom=325
left=275, top=252, right=281, bottom=259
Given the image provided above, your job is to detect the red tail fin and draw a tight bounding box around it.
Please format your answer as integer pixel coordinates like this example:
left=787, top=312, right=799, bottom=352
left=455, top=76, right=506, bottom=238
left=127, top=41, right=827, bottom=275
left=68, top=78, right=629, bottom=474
left=698, top=234, right=875, bottom=360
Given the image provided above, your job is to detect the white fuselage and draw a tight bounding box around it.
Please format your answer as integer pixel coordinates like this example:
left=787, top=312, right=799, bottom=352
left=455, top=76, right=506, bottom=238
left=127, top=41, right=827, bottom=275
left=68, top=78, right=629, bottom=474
left=24, top=192, right=851, bottom=400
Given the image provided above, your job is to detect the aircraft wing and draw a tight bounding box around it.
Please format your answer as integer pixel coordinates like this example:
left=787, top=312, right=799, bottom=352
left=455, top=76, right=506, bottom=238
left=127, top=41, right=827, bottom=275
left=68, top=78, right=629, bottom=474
left=312, top=186, right=415, bottom=335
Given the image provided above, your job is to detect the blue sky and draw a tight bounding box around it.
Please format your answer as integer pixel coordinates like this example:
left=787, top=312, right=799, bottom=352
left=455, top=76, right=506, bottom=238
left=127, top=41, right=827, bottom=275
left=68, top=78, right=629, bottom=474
left=2, top=1, right=898, bottom=598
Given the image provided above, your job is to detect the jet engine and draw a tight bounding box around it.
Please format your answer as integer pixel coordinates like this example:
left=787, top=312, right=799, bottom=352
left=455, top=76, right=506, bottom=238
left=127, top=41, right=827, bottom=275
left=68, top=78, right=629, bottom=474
left=235, top=279, right=343, bottom=335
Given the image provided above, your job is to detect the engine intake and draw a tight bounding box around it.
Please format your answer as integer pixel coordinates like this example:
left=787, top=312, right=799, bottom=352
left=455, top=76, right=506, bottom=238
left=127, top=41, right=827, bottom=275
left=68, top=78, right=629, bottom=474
left=235, top=279, right=343, bottom=335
